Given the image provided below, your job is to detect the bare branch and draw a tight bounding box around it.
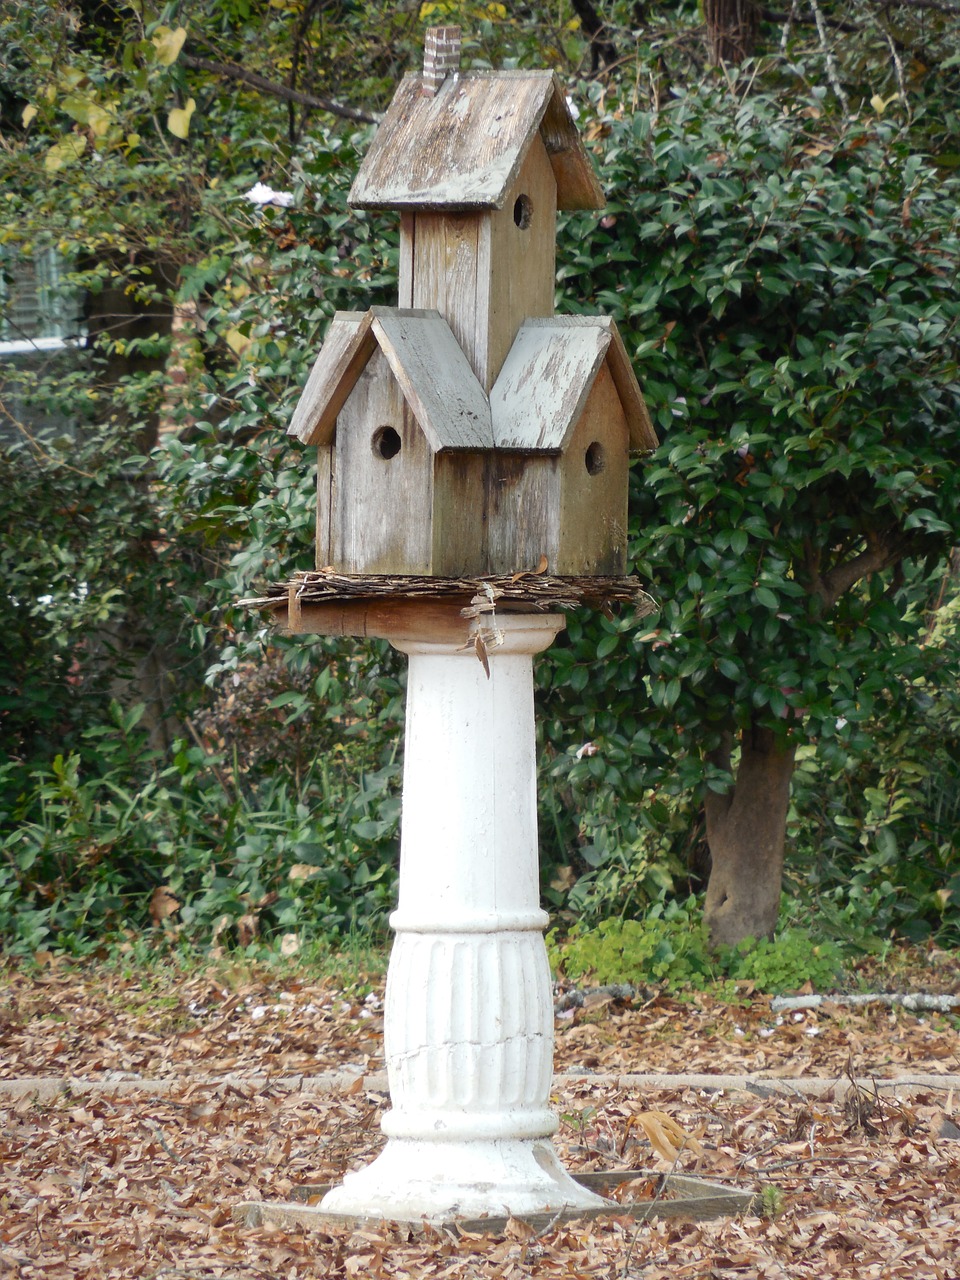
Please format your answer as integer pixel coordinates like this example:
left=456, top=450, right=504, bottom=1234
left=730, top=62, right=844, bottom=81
left=809, top=0, right=850, bottom=114
left=180, top=53, right=380, bottom=125
left=815, top=533, right=908, bottom=609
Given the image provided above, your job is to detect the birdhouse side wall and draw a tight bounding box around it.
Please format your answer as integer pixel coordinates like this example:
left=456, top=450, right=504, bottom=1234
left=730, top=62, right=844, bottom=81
left=332, top=351, right=435, bottom=574
left=433, top=452, right=562, bottom=577
left=399, top=138, right=557, bottom=392
left=482, top=138, right=557, bottom=391
left=555, top=364, right=630, bottom=575
left=316, top=444, right=334, bottom=568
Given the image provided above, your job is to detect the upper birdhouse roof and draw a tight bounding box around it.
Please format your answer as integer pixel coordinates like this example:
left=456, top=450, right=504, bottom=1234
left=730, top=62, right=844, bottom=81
left=348, top=71, right=605, bottom=212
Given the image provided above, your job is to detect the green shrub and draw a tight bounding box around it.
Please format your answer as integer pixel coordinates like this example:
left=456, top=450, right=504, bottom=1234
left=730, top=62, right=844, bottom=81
left=0, top=699, right=401, bottom=958
left=548, top=895, right=845, bottom=994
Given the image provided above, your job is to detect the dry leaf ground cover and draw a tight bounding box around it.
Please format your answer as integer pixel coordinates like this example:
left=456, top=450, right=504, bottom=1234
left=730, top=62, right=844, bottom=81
left=1, top=952, right=959, bottom=1278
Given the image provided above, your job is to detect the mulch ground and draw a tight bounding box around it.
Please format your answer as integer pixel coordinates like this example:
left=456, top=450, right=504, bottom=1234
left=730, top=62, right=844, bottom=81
left=1, top=951, right=958, bottom=1278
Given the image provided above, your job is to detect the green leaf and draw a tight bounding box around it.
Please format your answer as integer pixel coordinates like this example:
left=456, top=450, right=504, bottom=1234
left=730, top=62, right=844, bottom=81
left=755, top=586, right=778, bottom=609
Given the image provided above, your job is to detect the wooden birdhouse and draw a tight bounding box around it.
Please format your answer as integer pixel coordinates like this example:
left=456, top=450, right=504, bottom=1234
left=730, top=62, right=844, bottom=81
left=288, top=26, right=656, bottom=579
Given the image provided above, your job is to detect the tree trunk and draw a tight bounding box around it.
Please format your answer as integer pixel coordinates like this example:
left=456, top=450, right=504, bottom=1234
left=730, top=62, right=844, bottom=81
left=703, top=721, right=796, bottom=948
left=702, top=0, right=760, bottom=64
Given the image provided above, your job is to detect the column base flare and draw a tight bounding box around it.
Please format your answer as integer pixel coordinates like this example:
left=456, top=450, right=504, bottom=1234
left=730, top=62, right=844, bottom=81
left=319, top=1136, right=611, bottom=1223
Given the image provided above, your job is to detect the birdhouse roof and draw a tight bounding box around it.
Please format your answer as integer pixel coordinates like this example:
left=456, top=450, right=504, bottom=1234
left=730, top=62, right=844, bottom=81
left=490, top=317, right=657, bottom=453
left=348, top=71, right=604, bottom=212
left=289, top=309, right=655, bottom=456
left=287, top=308, right=493, bottom=451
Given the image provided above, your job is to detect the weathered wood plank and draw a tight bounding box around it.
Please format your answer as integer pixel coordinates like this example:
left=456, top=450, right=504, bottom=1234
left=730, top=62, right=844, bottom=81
left=478, top=136, right=557, bottom=390
left=408, top=212, right=483, bottom=377
left=556, top=363, right=630, bottom=575
left=315, top=443, right=334, bottom=569
left=522, top=315, right=656, bottom=451
left=285, top=597, right=478, bottom=644
left=538, top=83, right=607, bottom=210
left=348, top=72, right=603, bottom=212
left=398, top=213, right=416, bottom=308
left=433, top=452, right=561, bottom=576
left=490, top=320, right=609, bottom=451
left=371, top=308, right=492, bottom=449
left=334, top=349, right=435, bottom=574
left=287, top=310, right=375, bottom=446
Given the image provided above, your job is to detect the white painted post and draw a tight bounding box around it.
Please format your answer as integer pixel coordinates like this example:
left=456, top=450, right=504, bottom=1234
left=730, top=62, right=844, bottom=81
left=319, top=614, right=608, bottom=1222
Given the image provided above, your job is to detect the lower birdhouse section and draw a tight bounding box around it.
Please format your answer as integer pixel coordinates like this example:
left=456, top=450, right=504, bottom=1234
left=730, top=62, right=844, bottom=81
left=431, top=384, right=629, bottom=578
left=300, top=309, right=650, bottom=578
left=316, top=404, right=628, bottom=577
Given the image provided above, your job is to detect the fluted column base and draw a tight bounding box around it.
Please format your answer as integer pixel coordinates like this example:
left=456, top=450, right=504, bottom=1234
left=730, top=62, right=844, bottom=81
left=320, top=1135, right=602, bottom=1222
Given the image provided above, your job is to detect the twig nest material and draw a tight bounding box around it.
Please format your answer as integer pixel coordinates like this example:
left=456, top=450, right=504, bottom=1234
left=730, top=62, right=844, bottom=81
left=239, top=569, right=657, bottom=616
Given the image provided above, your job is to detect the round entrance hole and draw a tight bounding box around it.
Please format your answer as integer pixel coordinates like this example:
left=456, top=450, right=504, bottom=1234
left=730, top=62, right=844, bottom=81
left=513, top=194, right=533, bottom=230
left=372, top=426, right=401, bottom=459
left=585, top=441, right=605, bottom=476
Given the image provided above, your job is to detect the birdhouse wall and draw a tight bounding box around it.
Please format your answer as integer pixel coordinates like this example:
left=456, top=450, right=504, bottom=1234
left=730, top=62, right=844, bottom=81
left=399, top=138, right=557, bottom=392
left=316, top=443, right=334, bottom=567
left=555, top=364, right=630, bottom=575
left=324, top=350, right=435, bottom=574
left=432, top=451, right=562, bottom=577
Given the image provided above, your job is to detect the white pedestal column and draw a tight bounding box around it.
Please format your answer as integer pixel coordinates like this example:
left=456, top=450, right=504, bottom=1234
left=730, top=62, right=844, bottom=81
left=320, top=614, right=608, bottom=1223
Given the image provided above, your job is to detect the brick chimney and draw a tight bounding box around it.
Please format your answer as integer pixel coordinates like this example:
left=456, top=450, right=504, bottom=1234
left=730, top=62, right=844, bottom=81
left=422, top=25, right=461, bottom=97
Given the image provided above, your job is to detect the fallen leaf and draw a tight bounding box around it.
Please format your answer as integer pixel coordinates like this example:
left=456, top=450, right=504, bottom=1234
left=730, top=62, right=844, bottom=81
left=149, top=886, right=181, bottom=925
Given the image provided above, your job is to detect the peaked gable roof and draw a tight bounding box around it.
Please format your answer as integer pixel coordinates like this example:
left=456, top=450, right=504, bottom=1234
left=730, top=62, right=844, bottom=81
left=490, top=317, right=657, bottom=453
left=348, top=71, right=604, bottom=213
left=287, top=310, right=375, bottom=445
left=287, top=307, right=492, bottom=451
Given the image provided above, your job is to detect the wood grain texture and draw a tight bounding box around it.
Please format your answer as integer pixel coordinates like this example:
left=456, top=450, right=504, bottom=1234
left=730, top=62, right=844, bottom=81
left=315, top=444, right=334, bottom=569
left=483, top=454, right=561, bottom=575
left=403, top=144, right=556, bottom=391
left=521, top=315, right=656, bottom=451
left=556, top=362, right=630, bottom=574
left=398, top=214, right=416, bottom=307
left=430, top=452, right=560, bottom=576
left=370, top=308, right=492, bottom=448
left=348, top=71, right=603, bottom=211
left=478, top=138, right=557, bottom=390
left=285, top=597, right=478, bottom=644
left=287, top=311, right=374, bottom=445
left=490, top=319, right=609, bottom=451
left=406, top=212, right=482, bottom=377
left=333, top=349, right=435, bottom=573
left=537, top=84, right=607, bottom=209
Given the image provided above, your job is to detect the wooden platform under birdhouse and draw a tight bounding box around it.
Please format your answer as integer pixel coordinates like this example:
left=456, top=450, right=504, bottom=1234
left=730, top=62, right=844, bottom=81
left=239, top=570, right=656, bottom=642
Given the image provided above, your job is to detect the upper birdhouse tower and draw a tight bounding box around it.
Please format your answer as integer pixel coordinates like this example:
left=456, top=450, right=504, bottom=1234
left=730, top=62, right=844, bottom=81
left=348, top=26, right=604, bottom=392
left=287, top=29, right=656, bottom=581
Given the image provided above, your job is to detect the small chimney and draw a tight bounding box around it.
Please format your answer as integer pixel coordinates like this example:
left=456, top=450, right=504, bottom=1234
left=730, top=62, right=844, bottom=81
left=422, top=25, right=461, bottom=97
